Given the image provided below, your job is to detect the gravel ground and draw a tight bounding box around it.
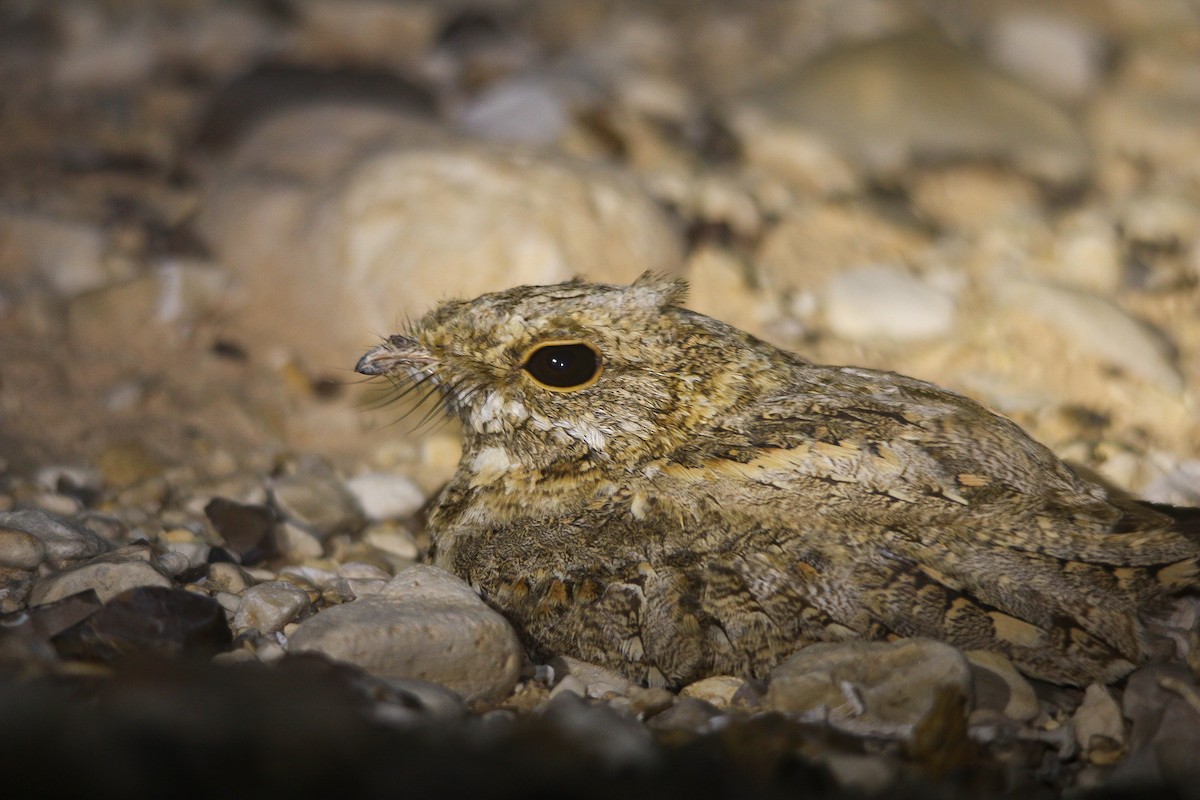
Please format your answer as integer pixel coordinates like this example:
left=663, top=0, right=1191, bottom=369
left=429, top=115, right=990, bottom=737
left=1, top=1, right=1199, bottom=797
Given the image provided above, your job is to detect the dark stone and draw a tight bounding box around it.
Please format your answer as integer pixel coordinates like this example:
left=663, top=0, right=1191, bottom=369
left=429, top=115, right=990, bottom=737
left=204, top=498, right=278, bottom=566
left=50, top=586, right=231, bottom=662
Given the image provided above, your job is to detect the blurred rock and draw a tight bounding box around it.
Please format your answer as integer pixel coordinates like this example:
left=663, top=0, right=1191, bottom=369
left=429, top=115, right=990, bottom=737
left=66, top=262, right=237, bottom=354
left=679, top=675, right=750, bottom=709
left=345, top=472, right=426, bottom=521
left=232, top=580, right=312, bottom=635
left=0, top=529, right=46, bottom=571
left=1141, top=460, right=1200, bottom=507
left=822, top=264, right=956, bottom=342
left=51, top=585, right=231, bottom=662
left=204, top=498, right=279, bottom=566
left=270, top=464, right=365, bottom=541
left=757, top=203, right=928, bottom=295
left=983, top=11, right=1107, bottom=101
left=1110, top=665, right=1200, bottom=791
left=199, top=105, right=681, bottom=370
left=289, top=565, right=524, bottom=703
left=965, top=649, right=1039, bottom=723
left=907, top=165, right=1040, bottom=233
left=455, top=77, right=570, bottom=145
left=28, top=545, right=173, bottom=606
left=1074, top=683, right=1126, bottom=765
left=764, top=638, right=972, bottom=736
left=0, top=212, right=119, bottom=297
left=0, top=509, right=111, bottom=568
left=994, top=278, right=1182, bottom=392
left=746, top=31, right=1089, bottom=185
left=548, top=655, right=633, bottom=699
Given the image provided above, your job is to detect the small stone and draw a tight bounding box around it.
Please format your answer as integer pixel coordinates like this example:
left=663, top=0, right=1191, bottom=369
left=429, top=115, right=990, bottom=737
left=275, top=521, right=325, bottom=559
left=965, top=650, right=1040, bottom=723
left=154, top=551, right=192, bottom=577
left=0, top=509, right=111, bottom=567
left=764, top=638, right=972, bottom=736
left=907, top=165, right=1040, bottom=233
left=823, top=265, right=956, bottom=342
left=995, top=278, right=1182, bottom=392
left=1141, top=460, right=1200, bottom=507
left=206, top=562, right=252, bottom=594
left=337, top=562, right=391, bottom=581
left=0, top=211, right=116, bottom=297
left=30, top=492, right=82, bottom=516
left=50, top=586, right=231, bottom=662
left=679, top=675, right=749, bottom=709
left=984, top=11, right=1107, bottom=101
left=548, top=655, right=634, bottom=699
left=549, top=674, right=587, bottom=700
left=456, top=78, right=569, bottom=145
left=232, top=580, right=312, bottom=635
left=645, top=696, right=722, bottom=732
left=747, top=31, right=1088, bottom=184
left=204, top=497, right=279, bottom=566
left=270, top=466, right=366, bottom=540
left=0, top=529, right=47, bottom=570
left=1074, top=683, right=1126, bottom=764
left=345, top=473, right=426, bottom=521
left=28, top=546, right=173, bottom=606
left=288, top=565, right=525, bottom=703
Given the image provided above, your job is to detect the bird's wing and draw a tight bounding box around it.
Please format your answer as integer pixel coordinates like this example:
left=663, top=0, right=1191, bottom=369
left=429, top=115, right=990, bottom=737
left=650, top=367, right=1198, bottom=680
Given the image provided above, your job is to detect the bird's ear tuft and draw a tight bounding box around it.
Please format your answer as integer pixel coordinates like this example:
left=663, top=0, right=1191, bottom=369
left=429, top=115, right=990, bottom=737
left=632, top=271, right=688, bottom=307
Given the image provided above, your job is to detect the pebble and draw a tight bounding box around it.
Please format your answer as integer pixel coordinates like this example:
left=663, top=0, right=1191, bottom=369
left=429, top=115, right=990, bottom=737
left=275, top=521, right=325, bottom=559
left=289, top=565, right=524, bottom=703
left=270, top=466, right=365, bottom=541
left=995, top=278, right=1183, bottom=392
left=965, top=649, right=1040, bottom=723
left=983, top=10, right=1107, bottom=101
left=548, top=655, right=634, bottom=699
left=746, top=30, right=1089, bottom=185
left=345, top=473, right=426, bottom=521
left=823, top=264, right=957, bottom=342
left=0, top=509, right=111, bottom=567
left=455, top=77, right=570, bottom=145
left=232, top=580, right=313, bottom=635
left=0, top=211, right=117, bottom=297
left=0, top=529, right=47, bottom=570
left=756, top=203, right=928, bottom=296
left=1141, top=460, right=1200, bottom=507
left=50, top=586, right=231, bottom=663
left=679, top=675, right=750, bottom=710
left=763, top=638, right=972, bottom=736
left=28, top=547, right=174, bottom=606
left=1074, top=683, right=1127, bottom=765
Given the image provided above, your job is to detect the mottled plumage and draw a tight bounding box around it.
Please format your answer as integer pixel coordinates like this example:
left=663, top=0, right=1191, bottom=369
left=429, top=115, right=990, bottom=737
left=356, top=274, right=1199, bottom=688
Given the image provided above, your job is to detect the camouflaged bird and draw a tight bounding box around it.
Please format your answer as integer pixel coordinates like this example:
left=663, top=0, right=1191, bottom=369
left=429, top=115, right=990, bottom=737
left=356, top=273, right=1200, bottom=688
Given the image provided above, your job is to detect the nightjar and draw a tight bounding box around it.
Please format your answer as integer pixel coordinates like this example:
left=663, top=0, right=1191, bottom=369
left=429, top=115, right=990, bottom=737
left=356, top=273, right=1199, bottom=688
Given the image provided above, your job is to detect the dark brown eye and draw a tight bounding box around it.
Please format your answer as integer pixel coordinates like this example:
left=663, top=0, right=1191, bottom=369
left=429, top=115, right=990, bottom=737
left=521, top=341, right=602, bottom=391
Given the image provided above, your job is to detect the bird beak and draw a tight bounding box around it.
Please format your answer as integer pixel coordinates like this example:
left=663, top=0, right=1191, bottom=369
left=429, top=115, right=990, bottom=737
left=355, top=335, right=435, bottom=376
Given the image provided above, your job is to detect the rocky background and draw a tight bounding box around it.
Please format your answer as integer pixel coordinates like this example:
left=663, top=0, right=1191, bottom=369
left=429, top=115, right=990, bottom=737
left=1, top=0, right=1199, bottom=797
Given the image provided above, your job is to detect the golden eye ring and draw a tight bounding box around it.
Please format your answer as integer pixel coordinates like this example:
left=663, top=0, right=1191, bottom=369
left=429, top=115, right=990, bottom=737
left=520, top=340, right=603, bottom=392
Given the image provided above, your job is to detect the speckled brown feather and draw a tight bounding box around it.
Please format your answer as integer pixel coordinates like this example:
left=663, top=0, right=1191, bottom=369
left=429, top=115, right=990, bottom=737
left=357, top=274, right=1200, bottom=688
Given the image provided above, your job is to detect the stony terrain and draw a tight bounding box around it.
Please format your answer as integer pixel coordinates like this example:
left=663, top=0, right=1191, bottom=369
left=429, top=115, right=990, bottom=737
left=1, top=1, right=1199, bottom=797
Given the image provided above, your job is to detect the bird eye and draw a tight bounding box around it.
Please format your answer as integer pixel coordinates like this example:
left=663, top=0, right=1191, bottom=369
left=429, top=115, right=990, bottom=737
left=521, top=341, right=602, bottom=391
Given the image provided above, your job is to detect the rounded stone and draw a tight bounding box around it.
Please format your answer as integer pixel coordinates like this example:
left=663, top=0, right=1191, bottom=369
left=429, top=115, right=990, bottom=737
left=288, top=565, right=524, bottom=703
left=0, top=528, right=47, bottom=570
left=29, top=552, right=173, bottom=606
left=232, top=580, right=313, bottom=635
left=823, top=264, right=956, bottom=343
left=764, top=638, right=972, bottom=733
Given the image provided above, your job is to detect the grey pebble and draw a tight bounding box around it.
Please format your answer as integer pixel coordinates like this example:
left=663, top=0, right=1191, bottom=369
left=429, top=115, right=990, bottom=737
left=288, top=565, right=525, bottom=704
